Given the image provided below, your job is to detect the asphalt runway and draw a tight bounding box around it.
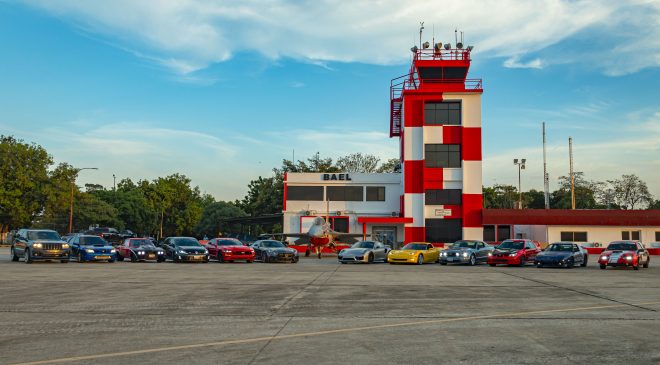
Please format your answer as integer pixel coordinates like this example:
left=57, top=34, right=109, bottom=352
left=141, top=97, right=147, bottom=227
left=1, top=248, right=659, bottom=365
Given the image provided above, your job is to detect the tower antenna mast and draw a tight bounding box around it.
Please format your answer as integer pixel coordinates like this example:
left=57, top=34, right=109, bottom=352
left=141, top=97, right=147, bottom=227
left=569, top=137, right=575, bottom=210
left=419, top=22, right=424, bottom=49
left=543, top=122, right=550, bottom=209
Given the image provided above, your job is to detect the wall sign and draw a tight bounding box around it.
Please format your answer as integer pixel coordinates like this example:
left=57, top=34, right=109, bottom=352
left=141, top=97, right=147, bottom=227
left=434, top=209, right=452, bottom=217
left=322, top=173, right=352, bottom=181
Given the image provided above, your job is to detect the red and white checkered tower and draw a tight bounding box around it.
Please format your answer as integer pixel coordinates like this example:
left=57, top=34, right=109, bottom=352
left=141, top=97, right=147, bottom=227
left=390, top=38, right=483, bottom=244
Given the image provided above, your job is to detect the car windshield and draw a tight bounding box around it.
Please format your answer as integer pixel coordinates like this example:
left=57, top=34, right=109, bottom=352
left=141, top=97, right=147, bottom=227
left=352, top=242, right=375, bottom=249
left=174, top=238, right=202, bottom=247
left=217, top=239, right=242, bottom=246
left=80, top=236, right=107, bottom=245
left=262, top=241, right=285, bottom=248
left=548, top=244, right=574, bottom=252
left=498, top=241, right=524, bottom=250
left=27, top=231, right=60, bottom=241
left=402, top=243, right=428, bottom=250
left=607, top=242, right=637, bottom=251
left=450, top=241, right=477, bottom=249
left=130, top=239, right=155, bottom=248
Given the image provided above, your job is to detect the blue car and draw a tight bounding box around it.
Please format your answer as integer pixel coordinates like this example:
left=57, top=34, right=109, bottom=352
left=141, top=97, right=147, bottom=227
left=68, top=234, right=117, bottom=263
left=536, top=242, right=588, bottom=268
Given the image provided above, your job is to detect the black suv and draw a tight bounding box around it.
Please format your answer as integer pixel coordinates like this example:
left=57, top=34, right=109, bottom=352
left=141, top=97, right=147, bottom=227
left=85, top=227, right=122, bottom=246
left=11, top=229, right=71, bottom=263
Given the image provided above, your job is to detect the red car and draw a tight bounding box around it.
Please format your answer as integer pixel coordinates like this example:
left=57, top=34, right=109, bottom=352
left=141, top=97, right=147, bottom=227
left=116, top=238, right=165, bottom=262
left=598, top=241, right=650, bottom=270
left=205, top=238, right=255, bottom=263
left=487, top=239, right=541, bottom=267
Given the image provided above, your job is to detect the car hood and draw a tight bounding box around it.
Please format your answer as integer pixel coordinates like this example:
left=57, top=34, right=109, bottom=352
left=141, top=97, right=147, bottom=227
left=32, top=240, right=67, bottom=244
left=81, top=244, right=114, bottom=250
left=341, top=248, right=370, bottom=255
left=537, top=251, right=572, bottom=259
left=263, top=247, right=296, bottom=253
left=133, top=246, right=163, bottom=252
left=493, top=248, right=519, bottom=254
left=177, top=246, right=206, bottom=252
left=602, top=250, right=635, bottom=255
left=444, top=248, right=474, bottom=254
left=219, top=246, right=252, bottom=252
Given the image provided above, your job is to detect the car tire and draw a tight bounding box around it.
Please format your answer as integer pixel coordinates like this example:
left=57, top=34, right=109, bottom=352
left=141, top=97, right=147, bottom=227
left=10, top=247, right=19, bottom=262
left=78, top=252, right=85, bottom=263
left=217, top=254, right=224, bottom=263
left=368, top=253, right=374, bottom=264
left=417, top=254, right=424, bottom=265
left=60, top=260, right=68, bottom=263
left=536, top=263, right=543, bottom=268
left=581, top=255, right=588, bottom=267
left=440, top=262, right=447, bottom=265
left=518, top=256, right=526, bottom=267
left=469, top=254, right=476, bottom=266
left=643, top=257, right=650, bottom=268
left=599, top=264, right=606, bottom=270
left=633, top=263, right=639, bottom=270
left=24, top=249, right=33, bottom=264
left=263, top=255, right=269, bottom=263
left=108, top=259, right=115, bottom=263
left=130, top=253, right=138, bottom=263
left=292, top=256, right=299, bottom=264
left=117, top=254, right=124, bottom=262
left=247, top=260, right=253, bottom=263
left=567, top=258, right=574, bottom=269
left=489, top=263, right=496, bottom=267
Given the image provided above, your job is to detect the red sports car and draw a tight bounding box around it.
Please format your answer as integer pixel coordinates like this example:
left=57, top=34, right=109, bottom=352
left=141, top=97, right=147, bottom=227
left=205, top=238, right=255, bottom=263
left=598, top=241, right=650, bottom=270
left=487, top=239, right=541, bottom=267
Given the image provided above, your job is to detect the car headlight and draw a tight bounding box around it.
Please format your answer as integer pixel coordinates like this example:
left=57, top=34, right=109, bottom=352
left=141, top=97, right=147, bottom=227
left=509, top=253, right=517, bottom=257
left=62, top=244, right=69, bottom=249
left=440, top=252, right=446, bottom=257
left=110, top=249, right=117, bottom=253
left=177, top=250, right=186, bottom=254
left=600, top=255, right=608, bottom=261
left=462, top=252, right=469, bottom=257
left=86, top=249, right=95, bottom=253
left=625, top=256, right=633, bottom=261
left=33, top=243, right=43, bottom=249
left=137, top=250, right=144, bottom=255
left=488, top=252, right=492, bottom=257
left=204, top=249, right=209, bottom=254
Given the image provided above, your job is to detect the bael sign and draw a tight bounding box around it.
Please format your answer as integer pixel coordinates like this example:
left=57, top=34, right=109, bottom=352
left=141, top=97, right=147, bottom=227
left=322, top=173, right=352, bottom=181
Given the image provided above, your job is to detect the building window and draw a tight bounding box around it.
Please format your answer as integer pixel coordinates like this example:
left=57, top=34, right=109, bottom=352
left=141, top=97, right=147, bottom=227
left=425, top=219, right=462, bottom=243
left=332, top=217, right=349, bottom=233
left=656, top=231, right=660, bottom=241
left=366, top=186, right=386, bottom=201
left=425, top=144, right=461, bottom=168
left=484, top=225, right=496, bottom=242
left=622, top=230, right=641, bottom=241
left=424, top=102, right=461, bottom=125
left=497, top=225, right=511, bottom=241
left=560, top=232, right=588, bottom=242
left=327, top=186, right=363, bottom=201
left=425, top=189, right=462, bottom=205
left=287, top=186, right=324, bottom=201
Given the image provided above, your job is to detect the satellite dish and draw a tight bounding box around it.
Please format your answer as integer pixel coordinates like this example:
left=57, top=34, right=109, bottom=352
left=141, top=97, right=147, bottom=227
left=466, top=45, right=474, bottom=51
left=456, top=42, right=463, bottom=49
left=410, top=46, right=419, bottom=53
left=423, top=41, right=430, bottom=49
left=444, top=43, right=451, bottom=50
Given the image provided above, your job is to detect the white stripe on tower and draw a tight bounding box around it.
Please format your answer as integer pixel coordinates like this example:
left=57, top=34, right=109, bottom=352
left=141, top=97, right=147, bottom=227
left=462, top=161, right=482, bottom=194
left=403, top=127, right=423, bottom=160
left=405, top=193, right=425, bottom=227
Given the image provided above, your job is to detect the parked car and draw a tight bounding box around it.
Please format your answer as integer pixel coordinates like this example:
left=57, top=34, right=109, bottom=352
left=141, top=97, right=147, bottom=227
left=119, top=230, right=137, bottom=240
left=85, top=227, right=122, bottom=246
left=206, top=238, right=255, bottom=263
left=387, top=242, right=440, bottom=265
left=338, top=240, right=390, bottom=264
left=487, top=239, right=541, bottom=267
left=11, top=229, right=71, bottom=264
left=598, top=241, right=650, bottom=270
left=117, top=238, right=166, bottom=262
left=647, top=242, right=660, bottom=248
left=536, top=242, right=588, bottom=268
left=160, top=237, right=209, bottom=263
left=439, top=240, right=493, bottom=265
left=67, top=234, right=117, bottom=262
left=251, top=240, right=299, bottom=263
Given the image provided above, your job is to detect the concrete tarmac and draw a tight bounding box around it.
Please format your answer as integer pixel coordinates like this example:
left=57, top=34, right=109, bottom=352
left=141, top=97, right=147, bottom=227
left=0, top=248, right=659, bottom=365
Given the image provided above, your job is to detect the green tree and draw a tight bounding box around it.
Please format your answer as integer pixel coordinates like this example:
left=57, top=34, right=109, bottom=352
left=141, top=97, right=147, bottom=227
left=608, top=174, right=653, bottom=210
left=195, top=201, right=246, bottom=237
left=336, top=153, right=380, bottom=173
left=523, top=189, right=546, bottom=209
left=0, top=136, right=52, bottom=231
left=38, top=163, right=79, bottom=232
left=482, top=184, right=518, bottom=208
left=377, top=158, right=401, bottom=173
left=551, top=173, right=604, bottom=209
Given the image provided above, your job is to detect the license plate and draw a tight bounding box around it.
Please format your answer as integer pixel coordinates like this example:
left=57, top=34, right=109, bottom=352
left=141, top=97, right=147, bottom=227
left=448, top=258, right=456, bottom=262
left=96, top=256, right=110, bottom=260
left=148, top=254, right=155, bottom=259
left=192, top=255, right=203, bottom=260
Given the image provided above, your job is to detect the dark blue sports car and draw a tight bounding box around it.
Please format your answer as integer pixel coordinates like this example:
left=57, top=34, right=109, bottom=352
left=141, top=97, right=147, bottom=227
left=536, top=242, right=588, bottom=268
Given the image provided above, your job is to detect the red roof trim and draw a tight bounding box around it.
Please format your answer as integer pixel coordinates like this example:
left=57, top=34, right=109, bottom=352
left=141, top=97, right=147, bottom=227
left=483, top=209, right=660, bottom=226
left=357, top=217, right=413, bottom=224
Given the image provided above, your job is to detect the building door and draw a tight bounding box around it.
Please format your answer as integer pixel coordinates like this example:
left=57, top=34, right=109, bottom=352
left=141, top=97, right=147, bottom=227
left=372, top=227, right=396, bottom=248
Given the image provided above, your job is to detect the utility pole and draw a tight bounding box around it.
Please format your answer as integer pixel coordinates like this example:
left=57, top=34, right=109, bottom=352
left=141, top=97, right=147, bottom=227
left=542, top=122, right=550, bottom=209
left=569, top=137, right=575, bottom=210
left=113, top=174, right=116, bottom=191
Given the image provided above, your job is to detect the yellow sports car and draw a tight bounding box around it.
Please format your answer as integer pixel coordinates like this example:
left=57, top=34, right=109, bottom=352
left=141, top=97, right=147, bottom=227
left=387, top=242, right=441, bottom=265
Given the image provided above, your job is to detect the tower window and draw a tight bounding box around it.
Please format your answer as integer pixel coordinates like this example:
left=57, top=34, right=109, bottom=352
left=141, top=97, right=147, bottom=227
left=425, top=144, right=461, bottom=168
left=425, top=219, right=462, bottom=243
left=425, top=102, right=461, bottom=125
left=425, top=189, right=462, bottom=205
left=327, top=186, right=363, bottom=201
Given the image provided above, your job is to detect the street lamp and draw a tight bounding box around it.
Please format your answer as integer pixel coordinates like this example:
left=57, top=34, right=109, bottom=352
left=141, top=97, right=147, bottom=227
left=69, top=167, right=98, bottom=234
left=513, top=159, right=526, bottom=209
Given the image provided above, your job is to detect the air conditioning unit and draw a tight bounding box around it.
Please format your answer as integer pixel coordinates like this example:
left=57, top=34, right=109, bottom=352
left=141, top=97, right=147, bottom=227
left=391, top=211, right=399, bottom=217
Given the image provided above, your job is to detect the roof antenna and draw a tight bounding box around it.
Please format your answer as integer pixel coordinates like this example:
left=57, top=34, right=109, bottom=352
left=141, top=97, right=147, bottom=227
left=419, top=22, right=424, bottom=49
left=454, top=28, right=458, bottom=47
left=432, top=24, right=435, bottom=48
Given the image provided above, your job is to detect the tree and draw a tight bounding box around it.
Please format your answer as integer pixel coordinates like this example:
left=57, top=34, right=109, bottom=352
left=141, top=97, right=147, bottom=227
left=551, top=173, right=604, bottom=209
left=649, top=200, right=660, bottom=209
left=38, top=163, right=79, bottom=232
left=336, top=153, right=380, bottom=173
left=608, top=174, right=653, bottom=210
left=195, top=201, right=246, bottom=237
left=238, top=176, right=282, bottom=217
left=377, top=158, right=401, bottom=173
left=523, top=189, right=546, bottom=209
left=482, top=184, right=518, bottom=208
left=0, top=136, right=52, bottom=231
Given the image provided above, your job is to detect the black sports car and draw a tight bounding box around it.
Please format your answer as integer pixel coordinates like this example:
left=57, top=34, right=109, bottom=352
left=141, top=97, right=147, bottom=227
left=117, top=238, right=166, bottom=262
left=251, top=240, right=299, bottom=263
left=160, top=237, right=209, bottom=263
left=536, top=242, right=588, bottom=268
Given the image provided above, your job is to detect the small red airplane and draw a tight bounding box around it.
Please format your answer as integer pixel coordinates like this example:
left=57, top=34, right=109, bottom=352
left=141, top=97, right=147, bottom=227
left=282, top=216, right=362, bottom=259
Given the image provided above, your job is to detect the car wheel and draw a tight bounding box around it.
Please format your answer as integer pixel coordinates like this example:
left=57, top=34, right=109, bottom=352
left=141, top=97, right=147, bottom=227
left=469, top=254, right=476, bottom=266
left=417, top=254, right=424, bottom=265
left=367, top=253, right=374, bottom=264
left=599, top=264, right=606, bottom=270
left=60, top=260, right=68, bottom=263
left=78, top=252, right=85, bottom=263
left=440, top=262, right=447, bottom=265
left=247, top=260, right=253, bottom=263
left=130, top=253, right=138, bottom=263
left=536, top=262, right=543, bottom=268
left=633, top=262, right=639, bottom=270
left=292, top=256, right=299, bottom=264
left=489, top=263, right=496, bottom=267
left=108, top=259, right=115, bottom=263
left=10, top=247, right=19, bottom=262
left=643, top=257, right=650, bottom=268
left=217, top=254, right=224, bottom=263
left=581, top=255, right=588, bottom=267
left=117, top=254, right=124, bottom=262
left=518, top=256, right=526, bottom=267
left=263, top=255, right=269, bottom=263
left=24, top=249, right=33, bottom=264
left=567, top=258, right=574, bottom=268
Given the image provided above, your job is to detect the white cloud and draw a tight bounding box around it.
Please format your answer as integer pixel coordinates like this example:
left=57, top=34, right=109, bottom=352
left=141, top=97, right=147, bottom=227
left=21, top=0, right=659, bottom=75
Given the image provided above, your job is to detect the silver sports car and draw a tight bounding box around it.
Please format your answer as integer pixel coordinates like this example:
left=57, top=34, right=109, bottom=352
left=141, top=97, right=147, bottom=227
left=338, top=241, right=390, bottom=263
left=439, top=240, right=493, bottom=265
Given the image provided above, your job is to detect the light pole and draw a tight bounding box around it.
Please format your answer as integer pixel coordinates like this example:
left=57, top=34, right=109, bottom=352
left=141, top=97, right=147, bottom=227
left=113, top=174, right=116, bottom=191
left=513, top=159, right=526, bottom=209
left=69, top=167, right=98, bottom=234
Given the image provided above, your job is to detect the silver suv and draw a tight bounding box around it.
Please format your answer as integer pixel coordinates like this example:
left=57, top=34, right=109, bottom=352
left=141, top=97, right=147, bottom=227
left=11, top=229, right=71, bottom=263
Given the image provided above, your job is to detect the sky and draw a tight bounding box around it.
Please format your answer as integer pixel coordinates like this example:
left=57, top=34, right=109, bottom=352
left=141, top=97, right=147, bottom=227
left=1, top=0, right=659, bottom=201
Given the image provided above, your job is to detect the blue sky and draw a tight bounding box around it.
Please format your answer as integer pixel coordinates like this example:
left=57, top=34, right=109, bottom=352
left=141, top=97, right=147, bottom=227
left=1, top=1, right=658, bottom=200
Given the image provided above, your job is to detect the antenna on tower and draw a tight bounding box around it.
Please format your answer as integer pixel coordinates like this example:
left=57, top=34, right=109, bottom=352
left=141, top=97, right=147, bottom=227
left=542, top=122, right=550, bottom=209
left=569, top=137, right=576, bottom=210
left=432, top=24, right=435, bottom=49
left=419, top=22, right=425, bottom=49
